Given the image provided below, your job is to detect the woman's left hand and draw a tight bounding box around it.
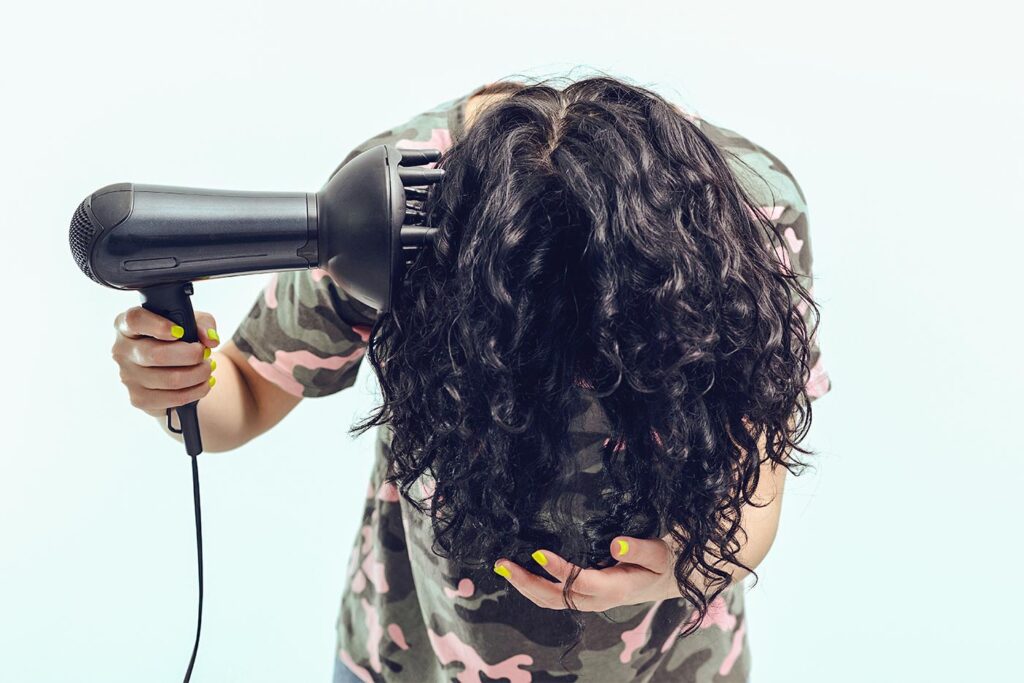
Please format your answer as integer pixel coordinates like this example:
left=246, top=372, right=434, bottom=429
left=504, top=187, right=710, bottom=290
left=493, top=536, right=684, bottom=611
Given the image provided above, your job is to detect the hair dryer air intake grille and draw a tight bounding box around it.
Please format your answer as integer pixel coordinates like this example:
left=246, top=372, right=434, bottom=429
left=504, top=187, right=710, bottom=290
left=70, top=201, right=99, bottom=283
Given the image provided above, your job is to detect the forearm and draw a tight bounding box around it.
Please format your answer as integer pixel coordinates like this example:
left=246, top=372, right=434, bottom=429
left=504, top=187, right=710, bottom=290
left=704, top=482, right=783, bottom=589
left=150, top=349, right=261, bottom=452
left=685, top=426, right=791, bottom=596
left=672, top=500, right=782, bottom=605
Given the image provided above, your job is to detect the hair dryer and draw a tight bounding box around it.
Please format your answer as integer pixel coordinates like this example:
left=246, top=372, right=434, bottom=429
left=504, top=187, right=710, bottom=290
left=68, top=144, right=444, bottom=457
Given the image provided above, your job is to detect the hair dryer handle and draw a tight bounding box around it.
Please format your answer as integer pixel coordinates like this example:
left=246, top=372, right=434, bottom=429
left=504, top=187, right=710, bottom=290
left=140, top=281, right=204, bottom=456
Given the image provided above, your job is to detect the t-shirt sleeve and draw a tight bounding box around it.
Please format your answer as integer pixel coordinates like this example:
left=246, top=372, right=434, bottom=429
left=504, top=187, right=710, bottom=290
left=230, top=91, right=474, bottom=398
left=769, top=178, right=832, bottom=405
left=231, top=269, right=379, bottom=398
left=715, top=130, right=833, bottom=405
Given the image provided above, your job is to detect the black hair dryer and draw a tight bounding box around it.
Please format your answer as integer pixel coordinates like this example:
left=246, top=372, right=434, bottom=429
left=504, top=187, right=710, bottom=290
left=68, top=145, right=444, bottom=456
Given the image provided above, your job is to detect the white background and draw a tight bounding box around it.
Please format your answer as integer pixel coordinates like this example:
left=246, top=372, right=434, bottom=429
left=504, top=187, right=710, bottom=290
left=1, top=1, right=1020, bottom=681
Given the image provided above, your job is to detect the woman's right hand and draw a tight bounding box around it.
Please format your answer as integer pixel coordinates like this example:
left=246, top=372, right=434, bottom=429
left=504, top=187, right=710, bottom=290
left=112, top=306, right=221, bottom=419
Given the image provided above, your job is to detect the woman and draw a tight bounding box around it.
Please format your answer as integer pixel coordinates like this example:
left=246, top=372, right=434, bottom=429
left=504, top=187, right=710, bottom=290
left=111, top=75, right=832, bottom=682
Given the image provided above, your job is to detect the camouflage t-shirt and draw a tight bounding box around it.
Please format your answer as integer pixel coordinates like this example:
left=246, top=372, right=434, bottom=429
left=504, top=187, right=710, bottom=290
left=231, top=83, right=833, bottom=683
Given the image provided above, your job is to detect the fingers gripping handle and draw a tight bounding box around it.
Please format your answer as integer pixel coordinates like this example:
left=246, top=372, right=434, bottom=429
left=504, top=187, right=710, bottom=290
left=140, top=281, right=204, bottom=456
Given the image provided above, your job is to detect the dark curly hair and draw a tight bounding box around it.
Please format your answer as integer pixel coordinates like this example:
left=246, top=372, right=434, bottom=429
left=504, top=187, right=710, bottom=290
left=350, top=74, right=820, bottom=641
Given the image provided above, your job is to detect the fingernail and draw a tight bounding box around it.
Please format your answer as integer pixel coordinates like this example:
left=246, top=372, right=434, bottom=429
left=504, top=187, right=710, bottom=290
left=531, top=550, right=548, bottom=567
left=208, top=376, right=217, bottom=388
left=171, top=325, right=185, bottom=339
left=617, top=540, right=629, bottom=557
left=493, top=563, right=511, bottom=580
left=203, top=348, right=211, bottom=360
left=207, top=328, right=220, bottom=342
left=209, top=359, right=217, bottom=372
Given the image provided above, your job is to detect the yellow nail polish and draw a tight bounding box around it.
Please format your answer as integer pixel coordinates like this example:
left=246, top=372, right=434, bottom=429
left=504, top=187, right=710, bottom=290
left=170, top=325, right=185, bottom=339
left=209, top=359, right=217, bottom=371
left=493, top=564, right=511, bottom=580
left=207, top=328, right=220, bottom=342
left=203, top=347, right=211, bottom=360
left=617, top=540, right=629, bottom=557
left=208, top=376, right=217, bottom=388
left=531, top=550, right=548, bottom=567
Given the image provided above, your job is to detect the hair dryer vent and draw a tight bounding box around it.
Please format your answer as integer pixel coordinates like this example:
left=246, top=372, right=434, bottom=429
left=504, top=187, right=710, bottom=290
left=69, top=201, right=100, bottom=283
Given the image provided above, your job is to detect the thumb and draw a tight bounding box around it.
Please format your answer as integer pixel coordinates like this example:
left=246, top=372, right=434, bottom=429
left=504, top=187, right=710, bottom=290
left=610, top=535, right=673, bottom=574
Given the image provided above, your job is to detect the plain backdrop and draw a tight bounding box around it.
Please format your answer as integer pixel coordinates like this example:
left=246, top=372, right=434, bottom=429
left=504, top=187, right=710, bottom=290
left=1, top=1, right=1020, bottom=681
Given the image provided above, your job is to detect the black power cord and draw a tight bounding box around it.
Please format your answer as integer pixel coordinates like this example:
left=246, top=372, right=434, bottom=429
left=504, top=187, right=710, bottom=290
left=168, top=408, right=204, bottom=683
